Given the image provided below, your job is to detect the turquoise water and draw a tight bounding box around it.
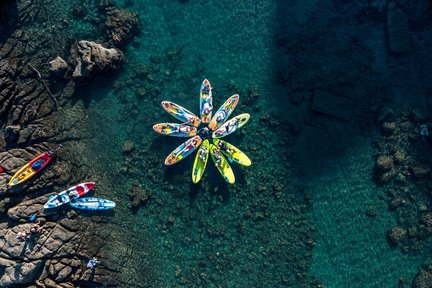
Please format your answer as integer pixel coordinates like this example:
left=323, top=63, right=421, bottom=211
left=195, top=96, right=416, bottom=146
left=64, top=0, right=431, bottom=287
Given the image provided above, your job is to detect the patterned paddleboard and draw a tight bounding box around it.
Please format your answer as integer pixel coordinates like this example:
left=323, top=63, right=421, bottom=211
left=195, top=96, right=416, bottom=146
left=153, top=123, right=197, bottom=137
left=200, top=79, right=213, bottom=123
left=208, top=94, right=239, bottom=131
left=164, top=136, right=202, bottom=165
left=209, top=144, right=235, bottom=184
left=192, top=139, right=210, bottom=183
left=212, top=113, right=250, bottom=139
left=213, top=139, right=251, bottom=167
left=161, top=101, right=201, bottom=127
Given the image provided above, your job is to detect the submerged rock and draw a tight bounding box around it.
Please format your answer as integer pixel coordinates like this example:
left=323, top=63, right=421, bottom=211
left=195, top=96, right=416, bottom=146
left=4, top=125, right=20, bottom=147
left=376, top=155, right=394, bottom=172
left=105, top=7, right=139, bottom=46
left=387, top=227, right=407, bottom=244
left=413, top=269, right=432, bottom=288
left=72, top=40, right=124, bottom=78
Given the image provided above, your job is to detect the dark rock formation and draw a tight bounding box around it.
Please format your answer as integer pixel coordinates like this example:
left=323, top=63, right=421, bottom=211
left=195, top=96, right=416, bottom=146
left=72, top=41, right=124, bottom=78
left=413, top=268, right=432, bottom=288
left=387, top=227, right=407, bottom=245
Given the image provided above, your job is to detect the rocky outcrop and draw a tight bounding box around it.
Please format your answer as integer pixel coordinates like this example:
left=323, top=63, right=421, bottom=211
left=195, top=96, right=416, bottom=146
left=105, top=7, right=139, bottom=46
left=49, top=56, right=71, bottom=79
left=72, top=41, right=124, bottom=78
left=413, top=268, right=432, bottom=288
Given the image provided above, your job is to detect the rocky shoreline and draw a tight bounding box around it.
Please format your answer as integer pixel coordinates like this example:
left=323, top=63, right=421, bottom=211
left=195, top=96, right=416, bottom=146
left=0, top=0, right=138, bottom=286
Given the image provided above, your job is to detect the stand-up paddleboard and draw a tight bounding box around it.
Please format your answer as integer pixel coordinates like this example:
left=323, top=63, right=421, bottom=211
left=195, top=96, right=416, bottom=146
left=208, top=94, right=239, bottom=131
left=8, top=145, right=62, bottom=187
left=70, top=197, right=116, bottom=210
left=161, top=101, right=201, bottom=127
left=212, top=113, right=250, bottom=139
left=192, top=140, right=209, bottom=183
left=200, top=79, right=213, bottom=123
left=209, top=144, right=235, bottom=184
left=44, top=182, right=96, bottom=209
left=213, top=139, right=251, bottom=167
left=165, top=136, right=202, bottom=165
left=153, top=123, right=197, bottom=137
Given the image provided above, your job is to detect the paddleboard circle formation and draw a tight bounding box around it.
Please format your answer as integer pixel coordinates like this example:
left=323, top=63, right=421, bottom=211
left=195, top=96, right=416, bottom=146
left=153, top=79, right=252, bottom=184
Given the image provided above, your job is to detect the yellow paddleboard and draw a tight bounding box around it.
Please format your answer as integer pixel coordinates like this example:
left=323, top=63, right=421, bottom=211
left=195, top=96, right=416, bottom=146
left=212, top=113, right=250, bottom=139
left=213, top=139, right=251, bottom=167
left=192, top=140, right=210, bottom=183
left=208, top=94, right=239, bottom=131
left=209, top=144, right=235, bottom=184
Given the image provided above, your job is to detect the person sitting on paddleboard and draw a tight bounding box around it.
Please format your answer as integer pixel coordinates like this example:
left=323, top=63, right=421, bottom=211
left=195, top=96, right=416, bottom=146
left=217, top=141, right=231, bottom=154
left=69, top=190, right=79, bottom=198
left=202, top=84, right=210, bottom=95
left=202, top=100, right=212, bottom=115
left=215, top=110, right=227, bottom=123
left=213, top=150, right=222, bottom=168
left=176, top=125, right=191, bottom=134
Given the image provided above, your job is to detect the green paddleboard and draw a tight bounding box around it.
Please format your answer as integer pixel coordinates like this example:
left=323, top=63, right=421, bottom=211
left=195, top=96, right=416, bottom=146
left=192, top=139, right=210, bottom=183
left=209, top=144, right=235, bottom=184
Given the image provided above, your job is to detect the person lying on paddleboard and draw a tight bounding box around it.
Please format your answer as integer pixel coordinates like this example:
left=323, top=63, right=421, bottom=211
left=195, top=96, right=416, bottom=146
left=199, top=146, right=208, bottom=161
left=213, top=149, right=222, bottom=168
left=202, top=99, right=213, bottom=115
left=217, top=141, right=231, bottom=154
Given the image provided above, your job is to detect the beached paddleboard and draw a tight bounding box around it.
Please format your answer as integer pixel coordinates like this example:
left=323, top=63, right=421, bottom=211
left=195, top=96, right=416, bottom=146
left=8, top=146, right=62, bottom=187
left=44, top=182, right=96, bottom=209
left=208, top=94, right=239, bottom=131
left=192, top=139, right=209, bottom=183
left=165, top=136, right=202, bottom=165
left=213, top=139, right=251, bottom=167
left=200, top=79, right=213, bottom=123
left=153, top=123, right=197, bottom=137
left=70, top=197, right=116, bottom=210
left=161, top=101, right=201, bottom=127
left=209, top=144, right=235, bottom=184
left=212, top=113, right=250, bottom=139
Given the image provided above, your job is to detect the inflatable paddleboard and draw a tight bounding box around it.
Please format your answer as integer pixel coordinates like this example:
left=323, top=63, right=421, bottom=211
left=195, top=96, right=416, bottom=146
left=192, top=139, right=209, bottom=183
left=44, top=182, right=96, bottom=209
left=153, top=123, right=197, bottom=137
left=70, top=197, right=116, bottom=210
left=212, top=113, right=250, bottom=139
left=213, top=139, right=251, bottom=167
left=165, top=136, right=202, bottom=165
left=161, top=101, right=200, bottom=127
left=200, top=79, right=213, bottom=123
left=209, top=144, right=235, bottom=184
left=208, top=94, right=239, bottom=131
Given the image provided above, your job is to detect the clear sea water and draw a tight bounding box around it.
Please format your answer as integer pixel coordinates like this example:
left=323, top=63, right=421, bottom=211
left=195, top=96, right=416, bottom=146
left=65, top=0, right=432, bottom=287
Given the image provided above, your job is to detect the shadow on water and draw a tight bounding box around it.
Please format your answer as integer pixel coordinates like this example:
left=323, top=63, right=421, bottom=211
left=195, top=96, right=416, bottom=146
left=0, top=0, right=18, bottom=44
left=271, top=0, right=432, bottom=286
